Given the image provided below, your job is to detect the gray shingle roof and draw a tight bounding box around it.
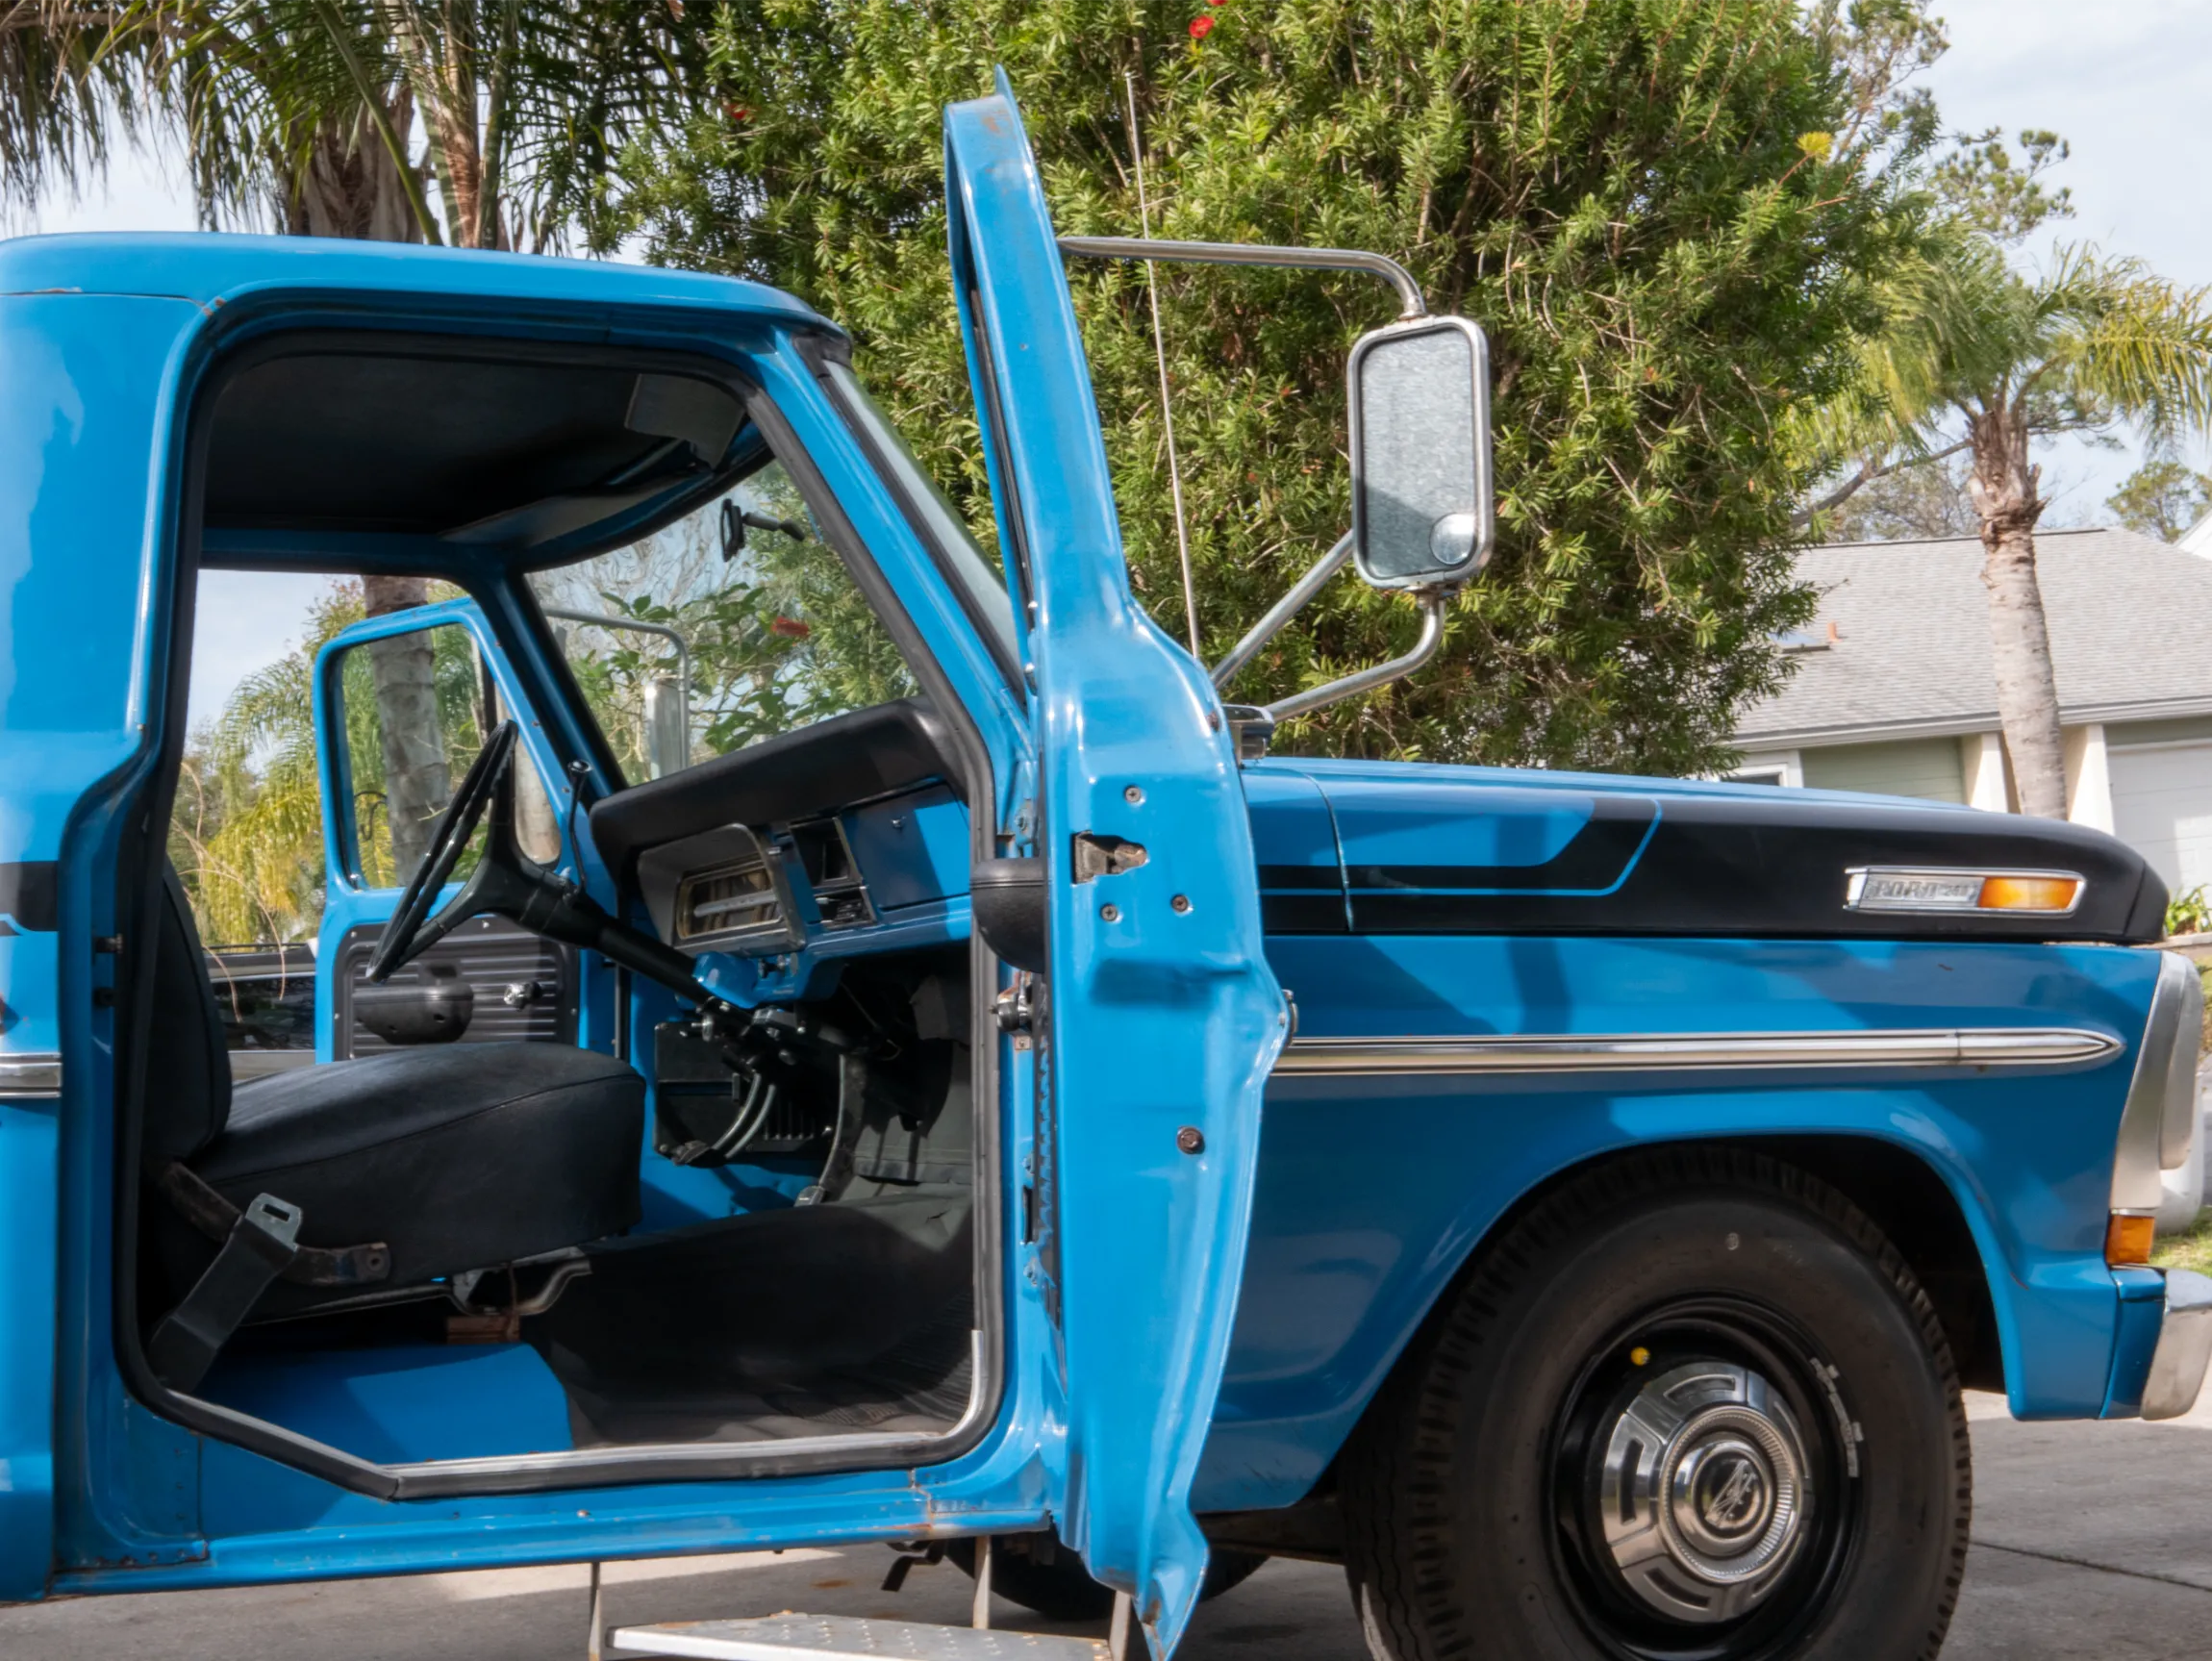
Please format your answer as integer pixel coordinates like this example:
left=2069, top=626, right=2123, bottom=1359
left=1733, top=527, right=2212, bottom=746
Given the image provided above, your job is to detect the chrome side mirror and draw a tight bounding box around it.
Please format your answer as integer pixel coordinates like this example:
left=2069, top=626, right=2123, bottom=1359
left=1347, top=316, right=1495, bottom=590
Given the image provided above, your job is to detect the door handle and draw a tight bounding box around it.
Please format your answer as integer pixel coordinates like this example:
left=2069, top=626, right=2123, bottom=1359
left=353, top=972, right=475, bottom=1045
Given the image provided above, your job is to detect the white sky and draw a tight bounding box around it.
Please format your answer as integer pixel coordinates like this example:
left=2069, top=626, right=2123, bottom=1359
left=1913, top=0, right=2212, bottom=519
left=21, top=0, right=2211, bottom=723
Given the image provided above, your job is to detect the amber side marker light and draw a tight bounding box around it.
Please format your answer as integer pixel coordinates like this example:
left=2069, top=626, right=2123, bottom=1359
left=2107, top=1213, right=2157, bottom=1268
left=1846, top=867, right=2086, bottom=916
left=1978, top=874, right=2084, bottom=913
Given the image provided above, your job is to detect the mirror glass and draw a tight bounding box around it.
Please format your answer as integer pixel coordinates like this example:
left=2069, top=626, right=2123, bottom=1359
left=1349, top=318, right=1495, bottom=588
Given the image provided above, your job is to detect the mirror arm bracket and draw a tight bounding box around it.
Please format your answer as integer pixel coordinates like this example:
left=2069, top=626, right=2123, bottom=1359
left=1261, top=587, right=1451, bottom=724
left=1057, top=237, right=1425, bottom=319
left=1210, top=531, right=1353, bottom=691
left=542, top=607, right=692, bottom=778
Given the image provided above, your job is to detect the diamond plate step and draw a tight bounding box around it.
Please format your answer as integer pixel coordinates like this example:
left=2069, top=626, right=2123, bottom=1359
left=610, top=1613, right=1115, bottom=1661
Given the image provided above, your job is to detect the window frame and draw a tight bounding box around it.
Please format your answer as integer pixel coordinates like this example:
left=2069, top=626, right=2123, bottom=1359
left=807, top=340, right=1025, bottom=698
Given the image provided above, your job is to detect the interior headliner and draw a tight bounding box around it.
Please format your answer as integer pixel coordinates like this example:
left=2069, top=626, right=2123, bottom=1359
left=199, top=337, right=760, bottom=561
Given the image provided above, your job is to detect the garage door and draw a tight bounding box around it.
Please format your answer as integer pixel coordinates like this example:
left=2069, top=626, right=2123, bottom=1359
left=2109, top=742, right=2212, bottom=896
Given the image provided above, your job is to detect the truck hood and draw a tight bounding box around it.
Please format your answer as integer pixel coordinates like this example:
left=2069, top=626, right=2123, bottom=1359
left=1243, top=756, right=2167, bottom=943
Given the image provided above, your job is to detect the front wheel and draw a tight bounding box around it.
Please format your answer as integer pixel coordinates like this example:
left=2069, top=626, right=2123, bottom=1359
left=1341, top=1147, right=1970, bottom=1661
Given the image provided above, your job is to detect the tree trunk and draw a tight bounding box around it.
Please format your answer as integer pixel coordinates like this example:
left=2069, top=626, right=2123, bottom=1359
left=288, top=81, right=465, bottom=884
left=285, top=94, right=423, bottom=242
left=362, top=576, right=450, bottom=882
left=1966, top=404, right=2069, bottom=818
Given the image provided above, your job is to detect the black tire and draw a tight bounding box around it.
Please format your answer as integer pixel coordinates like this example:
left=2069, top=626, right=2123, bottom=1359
left=1341, top=1146, right=1970, bottom=1661
left=945, top=1533, right=1267, bottom=1622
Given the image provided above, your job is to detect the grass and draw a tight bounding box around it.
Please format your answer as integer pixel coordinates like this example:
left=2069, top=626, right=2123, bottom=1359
left=2153, top=1208, right=2212, bottom=1275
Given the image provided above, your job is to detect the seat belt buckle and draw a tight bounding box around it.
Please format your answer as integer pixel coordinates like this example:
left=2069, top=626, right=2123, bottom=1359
left=148, top=1192, right=306, bottom=1394
left=242, top=1194, right=305, bottom=1250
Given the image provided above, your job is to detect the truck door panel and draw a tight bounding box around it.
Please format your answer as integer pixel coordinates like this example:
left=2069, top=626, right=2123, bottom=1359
left=328, top=917, right=577, bottom=1058
left=314, top=605, right=596, bottom=1065
left=944, top=74, right=1283, bottom=1651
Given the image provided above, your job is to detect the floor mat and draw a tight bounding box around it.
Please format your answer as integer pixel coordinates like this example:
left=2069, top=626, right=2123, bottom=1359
left=526, top=1189, right=974, bottom=1447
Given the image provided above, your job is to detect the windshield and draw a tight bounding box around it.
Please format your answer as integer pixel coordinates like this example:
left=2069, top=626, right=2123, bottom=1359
left=529, top=454, right=917, bottom=783
left=822, top=361, right=1019, bottom=680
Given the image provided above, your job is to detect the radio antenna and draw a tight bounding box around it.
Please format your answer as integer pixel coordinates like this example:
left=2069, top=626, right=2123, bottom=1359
left=1123, top=71, right=1201, bottom=660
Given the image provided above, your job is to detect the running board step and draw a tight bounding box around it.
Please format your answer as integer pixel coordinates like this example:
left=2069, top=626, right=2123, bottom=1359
left=611, top=1614, right=1114, bottom=1661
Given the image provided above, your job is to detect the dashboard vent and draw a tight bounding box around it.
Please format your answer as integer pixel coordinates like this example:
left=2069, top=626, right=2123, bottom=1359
left=673, top=830, right=797, bottom=948
left=792, top=818, right=875, bottom=931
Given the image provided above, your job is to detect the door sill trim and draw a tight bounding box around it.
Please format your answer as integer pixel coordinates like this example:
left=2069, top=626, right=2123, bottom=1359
left=374, top=1332, right=996, bottom=1498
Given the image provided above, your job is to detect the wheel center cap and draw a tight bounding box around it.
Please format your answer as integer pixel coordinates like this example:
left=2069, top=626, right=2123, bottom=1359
left=1673, top=1436, right=1774, bottom=1554
left=1596, top=1361, right=1815, bottom=1624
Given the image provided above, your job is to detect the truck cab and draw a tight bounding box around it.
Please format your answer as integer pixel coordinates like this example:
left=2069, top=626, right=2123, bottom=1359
left=0, top=80, right=2204, bottom=1661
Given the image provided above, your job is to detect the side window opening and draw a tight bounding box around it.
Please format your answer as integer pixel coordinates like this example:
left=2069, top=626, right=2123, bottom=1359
left=331, top=615, right=561, bottom=887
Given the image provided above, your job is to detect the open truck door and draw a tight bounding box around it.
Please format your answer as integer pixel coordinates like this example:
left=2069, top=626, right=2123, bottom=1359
left=943, top=74, right=1288, bottom=1653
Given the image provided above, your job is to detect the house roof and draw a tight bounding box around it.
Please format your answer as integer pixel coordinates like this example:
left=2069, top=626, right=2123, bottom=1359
left=1735, top=527, right=2212, bottom=748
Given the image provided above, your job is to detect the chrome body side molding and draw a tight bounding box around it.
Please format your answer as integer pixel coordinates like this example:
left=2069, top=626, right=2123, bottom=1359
left=0, top=1052, right=62, bottom=1096
left=1273, top=1027, right=2123, bottom=1077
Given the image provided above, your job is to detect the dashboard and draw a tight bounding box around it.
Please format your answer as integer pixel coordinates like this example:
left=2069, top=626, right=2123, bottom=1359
left=589, top=697, right=973, bottom=994
left=636, top=783, right=969, bottom=955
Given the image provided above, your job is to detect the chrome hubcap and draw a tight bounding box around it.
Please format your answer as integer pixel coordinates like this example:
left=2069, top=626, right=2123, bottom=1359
left=1598, top=1361, right=1812, bottom=1623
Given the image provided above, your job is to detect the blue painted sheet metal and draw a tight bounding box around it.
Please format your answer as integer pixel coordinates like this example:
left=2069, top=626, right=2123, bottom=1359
left=841, top=785, right=970, bottom=912
left=0, top=1098, right=60, bottom=1599
left=0, top=290, right=216, bottom=1593
left=4, top=235, right=1064, bottom=1599
left=0, top=233, right=827, bottom=335
left=1192, top=930, right=2159, bottom=1512
left=1321, top=774, right=1655, bottom=893
left=201, top=1344, right=576, bottom=1467
left=944, top=73, right=1284, bottom=1655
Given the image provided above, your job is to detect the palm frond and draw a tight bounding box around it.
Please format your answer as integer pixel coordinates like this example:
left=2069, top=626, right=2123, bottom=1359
left=2037, top=244, right=2212, bottom=439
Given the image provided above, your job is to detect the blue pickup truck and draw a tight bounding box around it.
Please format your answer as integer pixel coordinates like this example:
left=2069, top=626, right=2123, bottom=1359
left=1, top=79, right=2205, bottom=1661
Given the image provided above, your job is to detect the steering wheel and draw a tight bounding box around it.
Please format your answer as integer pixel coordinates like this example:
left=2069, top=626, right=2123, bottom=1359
left=364, top=720, right=717, bottom=1002
left=365, top=720, right=523, bottom=983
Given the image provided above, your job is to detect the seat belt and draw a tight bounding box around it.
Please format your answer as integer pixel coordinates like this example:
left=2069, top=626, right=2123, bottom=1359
left=148, top=1194, right=305, bottom=1393
left=149, top=1166, right=392, bottom=1393
left=157, top=1163, right=391, bottom=1286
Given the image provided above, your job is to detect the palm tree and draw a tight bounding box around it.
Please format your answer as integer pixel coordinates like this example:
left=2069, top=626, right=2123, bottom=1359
left=13, top=2, right=711, bottom=248
left=13, top=0, right=713, bottom=898
left=1807, top=229, right=2212, bottom=818
left=1, top=5, right=148, bottom=224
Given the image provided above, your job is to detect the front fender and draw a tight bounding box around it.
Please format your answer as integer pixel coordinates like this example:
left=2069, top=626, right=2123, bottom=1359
left=1194, top=933, right=2161, bottom=1514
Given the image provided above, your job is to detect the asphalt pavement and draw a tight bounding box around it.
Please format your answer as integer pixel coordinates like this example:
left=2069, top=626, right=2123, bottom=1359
left=6, top=1391, right=2211, bottom=1660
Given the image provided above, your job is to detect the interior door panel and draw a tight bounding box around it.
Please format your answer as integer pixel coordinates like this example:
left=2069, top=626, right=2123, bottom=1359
left=331, top=915, right=576, bottom=1058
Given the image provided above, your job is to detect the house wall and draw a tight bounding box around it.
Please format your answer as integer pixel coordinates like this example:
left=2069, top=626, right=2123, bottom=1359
left=2107, top=716, right=2212, bottom=898
left=1797, top=738, right=1967, bottom=803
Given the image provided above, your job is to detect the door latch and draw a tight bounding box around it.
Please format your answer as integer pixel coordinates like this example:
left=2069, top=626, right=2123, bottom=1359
left=993, top=972, right=1038, bottom=1047
left=1071, top=832, right=1148, bottom=883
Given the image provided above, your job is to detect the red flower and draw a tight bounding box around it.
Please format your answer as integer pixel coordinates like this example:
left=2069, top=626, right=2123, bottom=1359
left=1189, top=13, right=1215, bottom=37
left=770, top=617, right=811, bottom=640
left=723, top=101, right=752, bottom=123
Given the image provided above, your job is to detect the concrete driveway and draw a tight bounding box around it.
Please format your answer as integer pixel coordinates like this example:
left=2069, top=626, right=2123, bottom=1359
left=7, top=1392, right=2211, bottom=1660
